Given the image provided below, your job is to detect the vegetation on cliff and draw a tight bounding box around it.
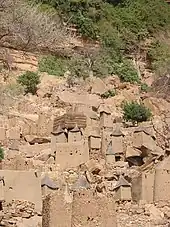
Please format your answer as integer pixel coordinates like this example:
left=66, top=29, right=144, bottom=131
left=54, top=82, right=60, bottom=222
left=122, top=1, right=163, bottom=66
left=30, top=0, right=170, bottom=80
left=1, top=0, right=170, bottom=81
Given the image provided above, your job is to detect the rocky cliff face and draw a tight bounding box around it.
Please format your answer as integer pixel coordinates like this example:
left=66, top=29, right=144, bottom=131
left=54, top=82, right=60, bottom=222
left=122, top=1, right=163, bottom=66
left=0, top=50, right=170, bottom=227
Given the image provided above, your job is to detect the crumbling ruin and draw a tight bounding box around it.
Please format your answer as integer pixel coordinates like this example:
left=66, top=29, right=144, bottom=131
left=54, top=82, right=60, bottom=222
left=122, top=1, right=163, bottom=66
left=0, top=100, right=170, bottom=227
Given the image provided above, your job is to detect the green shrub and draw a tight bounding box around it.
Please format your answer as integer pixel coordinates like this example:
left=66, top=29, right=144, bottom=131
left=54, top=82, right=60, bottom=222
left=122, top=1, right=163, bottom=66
left=114, top=59, right=140, bottom=83
left=147, top=41, right=170, bottom=76
left=123, top=101, right=152, bottom=124
left=17, top=71, right=40, bottom=94
left=101, top=89, right=116, bottom=99
left=69, top=55, right=90, bottom=79
left=91, top=50, right=118, bottom=77
left=38, top=55, right=67, bottom=76
left=140, top=83, right=150, bottom=93
left=0, top=147, right=4, bottom=161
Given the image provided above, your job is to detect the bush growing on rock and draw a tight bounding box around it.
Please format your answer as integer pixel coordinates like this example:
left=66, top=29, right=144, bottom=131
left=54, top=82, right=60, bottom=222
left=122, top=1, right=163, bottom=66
left=0, top=147, right=4, bottom=161
left=147, top=41, right=170, bottom=77
left=101, top=89, right=116, bottom=99
left=38, top=55, right=67, bottom=76
left=114, top=59, right=140, bottom=83
left=123, top=101, right=152, bottom=124
left=17, top=71, right=40, bottom=94
left=140, top=83, right=150, bottom=93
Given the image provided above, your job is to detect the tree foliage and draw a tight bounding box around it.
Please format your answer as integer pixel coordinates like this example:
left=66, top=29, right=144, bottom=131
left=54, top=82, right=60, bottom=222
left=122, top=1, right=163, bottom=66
left=17, top=71, right=40, bottom=94
left=123, top=101, right=152, bottom=124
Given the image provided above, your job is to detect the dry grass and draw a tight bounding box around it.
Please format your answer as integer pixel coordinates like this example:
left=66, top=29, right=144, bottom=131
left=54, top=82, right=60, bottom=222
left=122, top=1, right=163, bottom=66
left=0, top=0, right=73, bottom=53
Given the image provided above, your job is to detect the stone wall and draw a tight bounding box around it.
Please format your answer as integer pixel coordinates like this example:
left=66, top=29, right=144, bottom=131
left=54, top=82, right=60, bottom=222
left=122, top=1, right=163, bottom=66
left=55, top=141, right=89, bottom=170
left=72, top=189, right=117, bottom=227
left=42, top=189, right=117, bottom=227
left=132, top=156, right=170, bottom=204
left=116, top=201, right=170, bottom=227
left=42, top=191, right=72, bottom=227
left=0, top=170, right=42, bottom=212
left=0, top=200, right=41, bottom=227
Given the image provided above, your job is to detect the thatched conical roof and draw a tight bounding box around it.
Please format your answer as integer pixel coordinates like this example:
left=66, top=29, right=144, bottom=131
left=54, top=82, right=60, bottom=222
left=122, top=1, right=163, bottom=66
left=111, top=127, right=124, bottom=136
left=113, top=175, right=131, bottom=190
left=41, top=175, right=59, bottom=190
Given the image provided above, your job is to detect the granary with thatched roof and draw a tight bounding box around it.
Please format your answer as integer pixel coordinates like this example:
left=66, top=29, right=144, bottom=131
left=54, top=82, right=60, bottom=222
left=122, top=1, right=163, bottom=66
left=41, top=174, right=59, bottom=196
left=99, top=104, right=112, bottom=129
left=113, top=175, right=132, bottom=201
left=106, top=141, right=115, bottom=164
left=51, top=125, right=67, bottom=145
left=68, top=124, right=82, bottom=143
left=111, top=126, right=124, bottom=161
left=88, top=130, right=101, bottom=160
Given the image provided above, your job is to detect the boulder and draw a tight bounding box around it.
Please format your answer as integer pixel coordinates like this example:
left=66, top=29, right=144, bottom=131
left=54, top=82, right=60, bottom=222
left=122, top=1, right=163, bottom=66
left=24, top=135, right=50, bottom=144
left=152, top=115, right=164, bottom=134
left=125, top=146, right=141, bottom=158
left=6, top=149, right=20, bottom=159
left=145, top=204, right=164, bottom=225
left=6, top=126, right=20, bottom=140
left=0, top=127, right=6, bottom=141
left=8, top=140, right=19, bottom=151
left=85, top=159, right=104, bottom=175
left=91, top=77, right=107, bottom=95
left=85, top=170, right=95, bottom=183
left=58, top=91, right=101, bottom=109
left=35, top=149, right=51, bottom=161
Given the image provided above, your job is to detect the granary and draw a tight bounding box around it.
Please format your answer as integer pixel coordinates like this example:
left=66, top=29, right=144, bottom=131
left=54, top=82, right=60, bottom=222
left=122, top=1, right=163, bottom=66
left=132, top=156, right=170, bottom=203
left=72, top=189, right=117, bottom=227
left=106, top=141, right=115, bottom=164
left=51, top=112, right=86, bottom=150
left=87, top=111, right=99, bottom=129
left=68, top=124, right=82, bottom=143
left=52, top=125, right=67, bottom=143
left=132, top=170, right=155, bottom=203
left=133, top=128, right=156, bottom=155
left=111, top=127, right=124, bottom=161
left=99, top=104, right=112, bottom=129
left=89, top=131, right=101, bottom=150
left=88, top=131, right=101, bottom=159
left=113, top=175, right=132, bottom=201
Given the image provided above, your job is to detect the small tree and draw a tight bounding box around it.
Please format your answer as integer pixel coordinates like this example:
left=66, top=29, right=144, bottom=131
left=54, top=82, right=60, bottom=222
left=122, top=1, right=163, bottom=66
left=123, top=101, right=152, bottom=124
left=17, top=71, right=40, bottom=94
